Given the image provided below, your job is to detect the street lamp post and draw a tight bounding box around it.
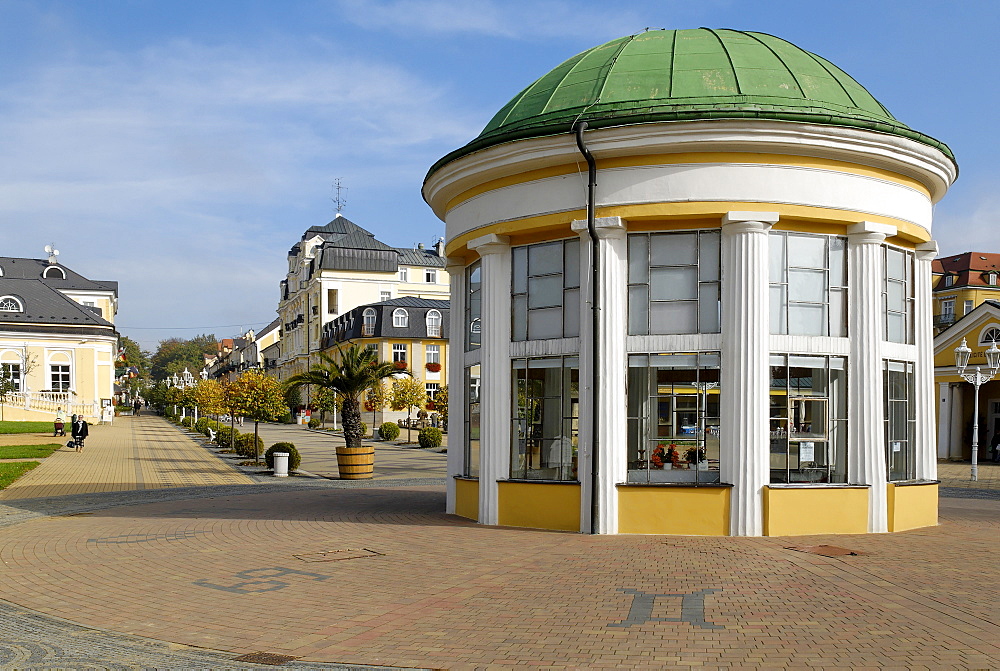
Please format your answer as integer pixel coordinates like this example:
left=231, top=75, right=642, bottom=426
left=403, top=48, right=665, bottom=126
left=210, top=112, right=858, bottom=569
left=954, top=337, right=1000, bottom=481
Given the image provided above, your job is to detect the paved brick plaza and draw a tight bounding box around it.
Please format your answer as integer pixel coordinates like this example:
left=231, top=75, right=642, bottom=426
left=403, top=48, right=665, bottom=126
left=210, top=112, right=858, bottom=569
left=0, top=416, right=997, bottom=669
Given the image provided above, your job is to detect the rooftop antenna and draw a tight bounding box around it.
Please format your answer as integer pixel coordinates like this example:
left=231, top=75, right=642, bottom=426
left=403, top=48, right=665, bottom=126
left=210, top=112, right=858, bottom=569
left=43, top=243, right=59, bottom=265
left=332, top=178, right=348, bottom=217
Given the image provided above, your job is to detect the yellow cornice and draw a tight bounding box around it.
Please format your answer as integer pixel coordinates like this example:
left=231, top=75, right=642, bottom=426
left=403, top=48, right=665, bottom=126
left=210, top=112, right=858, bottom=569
left=444, top=152, right=931, bottom=213
left=445, top=201, right=930, bottom=258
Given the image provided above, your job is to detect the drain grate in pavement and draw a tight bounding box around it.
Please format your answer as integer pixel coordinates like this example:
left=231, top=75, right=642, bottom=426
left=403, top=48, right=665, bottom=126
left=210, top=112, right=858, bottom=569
left=232, top=652, right=299, bottom=665
left=293, top=548, right=384, bottom=562
left=786, top=544, right=863, bottom=558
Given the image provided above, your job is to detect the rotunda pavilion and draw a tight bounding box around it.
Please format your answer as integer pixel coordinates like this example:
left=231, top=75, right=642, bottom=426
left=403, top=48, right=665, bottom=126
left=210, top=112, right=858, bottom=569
left=423, top=28, right=957, bottom=536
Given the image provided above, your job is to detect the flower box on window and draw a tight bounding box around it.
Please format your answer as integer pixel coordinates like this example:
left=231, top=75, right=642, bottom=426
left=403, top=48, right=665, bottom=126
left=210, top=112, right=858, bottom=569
left=393, top=360, right=408, bottom=370
left=425, top=362, right=442, bottom=372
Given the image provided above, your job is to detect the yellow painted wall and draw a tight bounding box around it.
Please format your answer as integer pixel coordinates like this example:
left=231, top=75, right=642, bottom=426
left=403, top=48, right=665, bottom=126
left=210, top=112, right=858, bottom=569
left=454, top=478, right=479, bottom=520
left=618, top=486, right=730, bottom=535
left=887, top=483, right=938, bottom=532
left=763, top=487, right=869, bottom=536
left=497, top=481, right=581, bottom=531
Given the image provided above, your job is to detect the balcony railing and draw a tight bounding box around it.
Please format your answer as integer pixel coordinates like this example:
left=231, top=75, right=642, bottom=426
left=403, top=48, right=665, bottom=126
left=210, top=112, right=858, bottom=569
left=361, top=325, right=376, bottom=337
left=934, top=314, right=956, bottom=328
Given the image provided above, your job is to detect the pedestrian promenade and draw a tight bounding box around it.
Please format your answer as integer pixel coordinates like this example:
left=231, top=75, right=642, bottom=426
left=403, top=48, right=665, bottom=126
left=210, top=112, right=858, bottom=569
left=0, top=415, right=254, bottom=500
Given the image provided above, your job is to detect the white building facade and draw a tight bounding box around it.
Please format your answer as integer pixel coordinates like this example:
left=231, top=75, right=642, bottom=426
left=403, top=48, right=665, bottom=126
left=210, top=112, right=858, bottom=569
left=424, top=29, right=956, bottom=536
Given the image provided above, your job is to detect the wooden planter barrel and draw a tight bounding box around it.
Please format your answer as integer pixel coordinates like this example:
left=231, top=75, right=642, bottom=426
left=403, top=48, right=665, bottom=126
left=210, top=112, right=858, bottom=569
left=336, top=445, right=374, bottom=479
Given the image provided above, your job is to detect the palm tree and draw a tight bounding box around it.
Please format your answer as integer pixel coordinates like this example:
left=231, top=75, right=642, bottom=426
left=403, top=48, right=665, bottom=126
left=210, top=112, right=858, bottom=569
left=285, top=344, right=405, bottom=450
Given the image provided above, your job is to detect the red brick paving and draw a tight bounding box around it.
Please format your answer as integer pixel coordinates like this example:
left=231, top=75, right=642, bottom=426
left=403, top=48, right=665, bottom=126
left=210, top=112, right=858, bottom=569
left=0, top=486, right=997, bottom=668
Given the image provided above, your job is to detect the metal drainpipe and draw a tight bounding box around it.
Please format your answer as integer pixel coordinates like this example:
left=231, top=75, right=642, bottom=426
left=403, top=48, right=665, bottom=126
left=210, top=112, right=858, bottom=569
left=574, top=121, right=600, bottom=535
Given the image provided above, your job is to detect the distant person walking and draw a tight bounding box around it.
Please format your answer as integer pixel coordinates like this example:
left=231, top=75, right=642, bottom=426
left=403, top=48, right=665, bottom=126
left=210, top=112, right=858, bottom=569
left=71, top=415, right=89, bottom=452
left=133, top=398, right=142, bottom=416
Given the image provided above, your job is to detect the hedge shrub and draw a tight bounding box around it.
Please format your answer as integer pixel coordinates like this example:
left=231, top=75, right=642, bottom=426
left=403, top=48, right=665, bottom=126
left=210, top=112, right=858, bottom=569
left=194, top=417, right=209, bottom=434
left=215, top=426, right=238, bottom=449
left=265, top=442, right=301, bottom=471
left=378, top=422, right=400, bottom=441
left=181, top=416, right=195, bottom=428
left=203, top=420, right=221, bottom=437
left=307, top=417, right=321, bottom=429
left=418, top=427, right=443, bottom=448
left=360, top=421, right=368, bottom=437
left=235, top=433, right=265, bottom=458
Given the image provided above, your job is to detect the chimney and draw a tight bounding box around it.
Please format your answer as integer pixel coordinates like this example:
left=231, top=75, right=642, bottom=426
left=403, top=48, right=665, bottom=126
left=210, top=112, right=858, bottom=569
left=434, top=238, right=445, bottom=257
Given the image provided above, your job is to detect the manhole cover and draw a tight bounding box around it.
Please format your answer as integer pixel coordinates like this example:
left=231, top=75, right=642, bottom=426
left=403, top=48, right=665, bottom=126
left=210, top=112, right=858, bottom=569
left=293, top=548, right=384, bottom=562
left=232, top=652, right=298, bottom=665
left=786, top=544, right=863, bottom=558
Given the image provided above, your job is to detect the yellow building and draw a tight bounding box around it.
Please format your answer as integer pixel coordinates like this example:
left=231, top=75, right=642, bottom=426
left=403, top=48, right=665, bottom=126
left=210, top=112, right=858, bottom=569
left=0, top=253, right=118, bottom=422
left=932, top=252, right=1000, bottom=333
left=933, top=300, right=1000, bottom=463
left=322, top=297, right=449, bottom=424
left=425, top=28, right=955, bottom=536
left=274, top=214, right=448, bottom=383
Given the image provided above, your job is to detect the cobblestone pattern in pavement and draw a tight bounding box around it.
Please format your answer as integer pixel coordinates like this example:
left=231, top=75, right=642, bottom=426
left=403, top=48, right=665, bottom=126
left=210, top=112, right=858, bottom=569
left=0, top=483, right=998, bottom=669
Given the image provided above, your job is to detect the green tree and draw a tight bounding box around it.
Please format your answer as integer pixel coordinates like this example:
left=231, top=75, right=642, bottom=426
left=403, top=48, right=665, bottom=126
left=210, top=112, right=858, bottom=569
left=286, top=344, right=402, bottom=451
left=230, top=370, right=286, bottom=463
left=365, top=381, right=388, bottom=434
left=150, top=334, right=217, bottom=380
left=389, top=376, right=428, bottom=444
left=0, top=375, right=15, bottom=422
left=434, top=384, right=449, bottom=430
left=314, top=386, right=339, bottom=428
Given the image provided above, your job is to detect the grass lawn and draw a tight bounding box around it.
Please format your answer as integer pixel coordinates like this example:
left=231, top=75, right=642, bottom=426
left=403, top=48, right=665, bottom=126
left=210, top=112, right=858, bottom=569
left=0, top=443, right=61, bottom=459
left=0, top=461, right=39, bottom=490
left=0, top=421, right=55, bottom=434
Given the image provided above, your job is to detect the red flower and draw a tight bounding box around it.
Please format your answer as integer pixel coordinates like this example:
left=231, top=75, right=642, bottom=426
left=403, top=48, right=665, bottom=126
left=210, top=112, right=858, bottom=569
left=393, top=360, right=407, bottom=370
left=425, top=362, right=442, bottom=373
left=426, top=401, right=436, bottom=410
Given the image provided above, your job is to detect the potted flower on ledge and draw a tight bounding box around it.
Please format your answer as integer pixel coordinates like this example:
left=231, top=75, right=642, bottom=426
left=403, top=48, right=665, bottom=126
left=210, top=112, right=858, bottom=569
left=393, top=360, right=408, bottom=371
left=425, top=362, right=442, bottom=373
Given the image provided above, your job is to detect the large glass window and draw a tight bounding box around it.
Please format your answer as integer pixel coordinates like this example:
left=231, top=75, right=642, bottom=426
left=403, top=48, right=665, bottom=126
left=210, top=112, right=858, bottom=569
left=511, top=239, right=580, bottom=341
left=628, top=231, right=720, bottom=335
left=884, top=246, right=914, bottom=344
left=627, top=353, right=721, bottom=483
left=392, top=343, right=407, bottom=364
left=1, top=363, right=21, bottom=391
left=466, top=261, right=481, bottom=351
left=511, top=357, right=579, bottom=480
left=425, top=344, right=440, bottom=364
left=768, top=355, right=848, bottom=483
left=464, top=365, right=481, bottom=477
left=426, top=309, right=442, bottom=337
left=50, top=364, right=70, bottom=392
left=769, top=232, right=847, bottom=336
left=392, top=308, right=409, bottom=328
left=884, top=360, right=916, bottom=481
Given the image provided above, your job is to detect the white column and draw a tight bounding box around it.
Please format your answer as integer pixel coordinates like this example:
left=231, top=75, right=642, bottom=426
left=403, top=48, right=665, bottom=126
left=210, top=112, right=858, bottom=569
left=938, top=382, right=953, bottom=460
left=444, top=258, right=467, bottom=515
left=572, top=217, right=628, bottom=534
left=720, top=211, right=778, bottom=537
left=847, top=221, right=895, bottom=533
left=468, top=233, right=511, bottom=525
left=949, top=384, right=965, bottom=460
left=914, top=241, right=939, bottom=481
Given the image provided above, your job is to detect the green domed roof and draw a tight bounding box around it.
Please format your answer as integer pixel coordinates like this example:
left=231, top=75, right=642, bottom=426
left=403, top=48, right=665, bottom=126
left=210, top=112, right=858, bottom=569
left=430, top=28, right=952, bottom=175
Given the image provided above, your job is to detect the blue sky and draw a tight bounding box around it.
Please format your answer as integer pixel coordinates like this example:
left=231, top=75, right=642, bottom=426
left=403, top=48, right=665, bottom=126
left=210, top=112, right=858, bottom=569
left=1, top=0, right=997, bottom=350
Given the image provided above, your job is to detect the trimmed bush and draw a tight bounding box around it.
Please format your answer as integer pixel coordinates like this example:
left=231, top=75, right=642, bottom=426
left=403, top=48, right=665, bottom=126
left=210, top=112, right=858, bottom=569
left=195, top=417, right=209, bottom=434
left=203, top=420, right=221, bottom=437
left=418, top=427, right=443, bottom=448
left=378, top=422, right=400, bottom=441
left=181, top=416, right=194, bottom=428
left=265, top=442, right=301, bottom=471
left=360, top=421, right=368, bottom=437
left=280, top=411, right=295, bottom=424
left=235, top=433, right=265, bottom=458
left=307, top=417, right=321, bottom=429
left=215, top=426, right=238, bottom=449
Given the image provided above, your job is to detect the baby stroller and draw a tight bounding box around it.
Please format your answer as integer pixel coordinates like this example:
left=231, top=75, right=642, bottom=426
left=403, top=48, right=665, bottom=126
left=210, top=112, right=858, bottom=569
left=53, top=418, right=65, bottom=437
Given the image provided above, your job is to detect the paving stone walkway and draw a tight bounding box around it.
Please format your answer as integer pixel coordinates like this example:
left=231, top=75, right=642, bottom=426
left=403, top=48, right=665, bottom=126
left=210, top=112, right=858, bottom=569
left=0, top=416, right=999, bottom=668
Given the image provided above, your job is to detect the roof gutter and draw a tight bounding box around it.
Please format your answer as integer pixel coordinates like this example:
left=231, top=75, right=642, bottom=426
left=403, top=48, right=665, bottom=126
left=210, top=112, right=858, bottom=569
left=574, top=120, right=600, bottom=535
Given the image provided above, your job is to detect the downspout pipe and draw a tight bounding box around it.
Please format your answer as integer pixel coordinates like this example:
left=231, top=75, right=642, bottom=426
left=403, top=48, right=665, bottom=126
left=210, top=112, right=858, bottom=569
left=574, top=120, right=600, bottom=535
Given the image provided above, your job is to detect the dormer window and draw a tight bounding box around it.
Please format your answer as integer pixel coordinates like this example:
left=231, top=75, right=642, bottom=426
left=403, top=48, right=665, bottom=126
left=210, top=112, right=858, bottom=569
left=393, top=308, right=409, bottom=328
left=426, top=309, right=442, bottom=337
left=43, top=266, right=66, bottom=280
left=944, top=274, right=955, bottom=287
left=987, top=272, right=998, bottom=286
left=0, top=296, right=23, bottom=312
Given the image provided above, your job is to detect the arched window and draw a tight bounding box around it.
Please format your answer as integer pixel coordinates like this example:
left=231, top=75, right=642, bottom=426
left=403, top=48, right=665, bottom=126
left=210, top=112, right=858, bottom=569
left=980, top=326, right=1000, bottom=346
left=43, top=266, right=66, bottom=279
left=393, top=308, right=409, bottom=328
left=426, top=309, right=442, bottom=337
left=362, top=307, right=377, bottom=336
left=0, top=296, right=23, bottom=312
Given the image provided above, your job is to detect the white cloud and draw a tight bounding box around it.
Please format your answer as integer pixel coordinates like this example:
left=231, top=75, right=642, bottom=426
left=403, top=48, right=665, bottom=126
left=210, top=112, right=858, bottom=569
left=336, top=0, right=647, bottom=40
left=0, top=35, right=476, bottom=346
